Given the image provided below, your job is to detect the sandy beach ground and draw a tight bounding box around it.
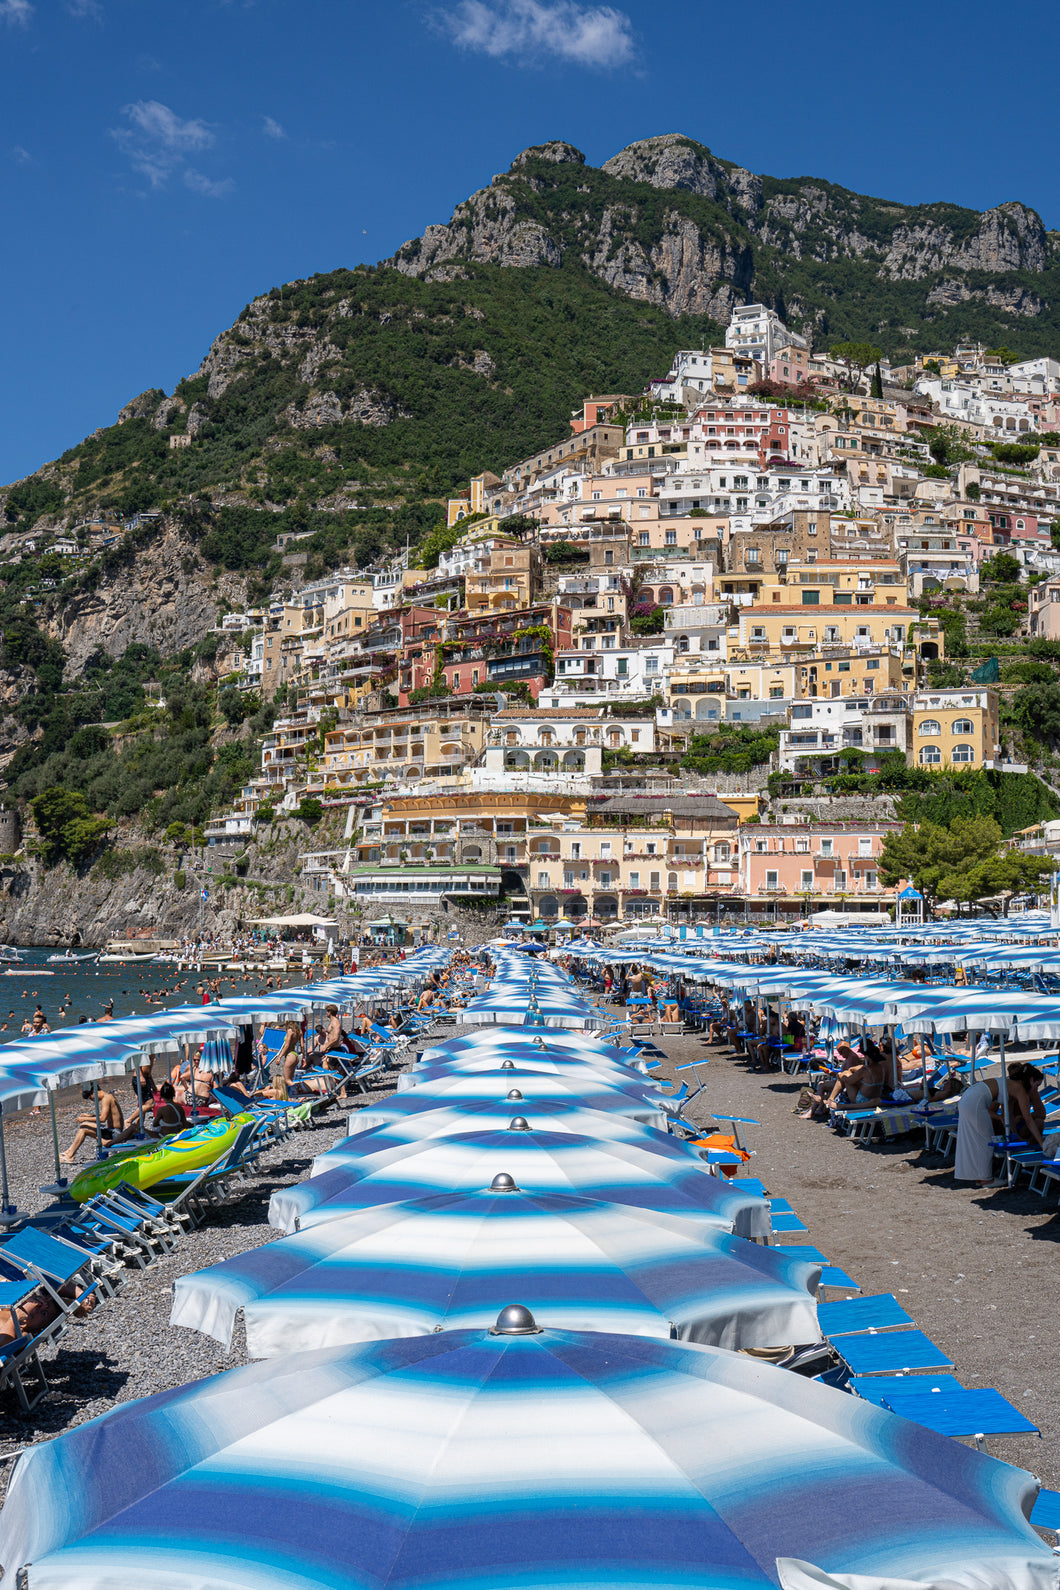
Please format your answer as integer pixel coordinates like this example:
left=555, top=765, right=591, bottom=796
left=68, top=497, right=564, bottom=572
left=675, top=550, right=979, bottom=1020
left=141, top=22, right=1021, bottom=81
left=1, top=1016, right=1057, bottom=1511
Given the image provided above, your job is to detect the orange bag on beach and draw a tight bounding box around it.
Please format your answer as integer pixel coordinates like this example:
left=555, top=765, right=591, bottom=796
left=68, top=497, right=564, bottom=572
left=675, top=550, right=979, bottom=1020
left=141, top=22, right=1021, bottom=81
left=692, top=1132, right=751, bottom=1177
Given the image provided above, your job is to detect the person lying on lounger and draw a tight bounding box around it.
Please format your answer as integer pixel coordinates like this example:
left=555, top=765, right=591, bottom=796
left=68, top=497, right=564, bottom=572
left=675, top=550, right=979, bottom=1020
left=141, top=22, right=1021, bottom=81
left=0, top=1281, right=95, bottom=1345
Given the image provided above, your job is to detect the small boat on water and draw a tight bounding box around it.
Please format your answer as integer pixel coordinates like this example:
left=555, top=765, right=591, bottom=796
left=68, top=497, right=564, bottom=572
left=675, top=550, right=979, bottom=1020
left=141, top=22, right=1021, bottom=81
left=4, top=968, right=54, bottom=976
left=97, top=952, right=158, bottom=963
left=47, top=951, right=98, bottom=964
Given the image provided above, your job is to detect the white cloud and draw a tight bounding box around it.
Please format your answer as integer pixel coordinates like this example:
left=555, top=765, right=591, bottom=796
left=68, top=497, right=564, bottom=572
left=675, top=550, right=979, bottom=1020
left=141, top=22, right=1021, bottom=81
left=123, top=99, right=213, bottom=153
left=262, top=115, right=286, bottom=140
left=437, top=0, right=633, bottom=68
left=184, top=168, right=235, bottom=198
left=0, top=0, right=33, bottom=25
left=11, top=145, right=32, bottom=164
left=113, top=100, right=231, bottom=195
left=68, top=0, right=103, bottom=17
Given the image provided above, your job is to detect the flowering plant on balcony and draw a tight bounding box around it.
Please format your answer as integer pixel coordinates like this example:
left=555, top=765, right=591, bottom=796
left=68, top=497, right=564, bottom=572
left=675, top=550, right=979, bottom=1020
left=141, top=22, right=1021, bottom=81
left=625, top=888, right=647, bottom=897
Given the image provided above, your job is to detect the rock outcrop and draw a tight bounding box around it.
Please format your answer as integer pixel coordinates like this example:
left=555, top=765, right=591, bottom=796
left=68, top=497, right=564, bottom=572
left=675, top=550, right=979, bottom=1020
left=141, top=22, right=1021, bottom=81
left=43, top=519, right=248, bottom=676
left=385, top=134, right=1058, bottom=324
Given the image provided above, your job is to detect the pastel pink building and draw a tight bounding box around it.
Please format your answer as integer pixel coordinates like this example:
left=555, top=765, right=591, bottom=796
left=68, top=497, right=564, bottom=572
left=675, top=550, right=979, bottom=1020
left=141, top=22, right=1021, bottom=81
left=738, top=823, right=901, bottom=915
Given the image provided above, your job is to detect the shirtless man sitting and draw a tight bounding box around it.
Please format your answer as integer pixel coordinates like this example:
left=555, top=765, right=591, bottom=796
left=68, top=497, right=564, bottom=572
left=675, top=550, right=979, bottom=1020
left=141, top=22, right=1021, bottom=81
left=60, top=1085, right=125, bottom=1164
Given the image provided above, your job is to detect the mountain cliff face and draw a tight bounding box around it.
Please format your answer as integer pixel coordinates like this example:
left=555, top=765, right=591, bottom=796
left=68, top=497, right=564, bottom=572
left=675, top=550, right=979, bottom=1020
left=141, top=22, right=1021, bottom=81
left=4, top=131, right=1060, bottom=688
left=389, top=134, right=1058, bottom=334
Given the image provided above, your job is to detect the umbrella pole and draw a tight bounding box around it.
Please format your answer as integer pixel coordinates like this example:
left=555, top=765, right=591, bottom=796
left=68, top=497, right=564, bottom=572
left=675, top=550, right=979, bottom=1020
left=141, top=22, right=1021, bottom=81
left=93, top=1080, right=104, bottom=1160
left=997, top=1032, right=1012, bottom=1186
left=0, top=1112, right=14, bottom=1222
left=49, top=1089, right=65, bottom=1189
left=889, top=1026, right=899, bottom=1093
left=188, top=1044, right=199, bottom=1125
left=135, top=1059, right=145, bottom=1138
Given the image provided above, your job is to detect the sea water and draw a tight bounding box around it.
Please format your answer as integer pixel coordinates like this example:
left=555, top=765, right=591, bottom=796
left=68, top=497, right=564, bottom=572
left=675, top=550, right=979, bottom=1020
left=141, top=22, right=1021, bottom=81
left=0, top=948, right=301, bottom=1034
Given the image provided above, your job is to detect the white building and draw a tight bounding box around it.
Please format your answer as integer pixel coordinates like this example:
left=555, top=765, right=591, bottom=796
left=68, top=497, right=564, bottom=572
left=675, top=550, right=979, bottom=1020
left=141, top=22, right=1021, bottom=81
left=725, top=304, right=807, bottom=366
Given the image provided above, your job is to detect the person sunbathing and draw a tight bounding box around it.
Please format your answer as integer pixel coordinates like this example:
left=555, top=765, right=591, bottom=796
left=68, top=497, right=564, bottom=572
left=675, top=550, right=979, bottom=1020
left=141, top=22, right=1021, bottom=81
left=0, top=1281, right=95, bottom=1346
left=60, top=1086, right=125, bottom=1163
left=151, top=1081, right=188, bottom=1136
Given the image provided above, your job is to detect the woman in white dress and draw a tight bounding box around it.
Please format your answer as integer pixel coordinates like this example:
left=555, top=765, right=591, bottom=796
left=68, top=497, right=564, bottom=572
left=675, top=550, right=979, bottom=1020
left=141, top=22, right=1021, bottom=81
left=955, top=1064, right=1045, bottom=1185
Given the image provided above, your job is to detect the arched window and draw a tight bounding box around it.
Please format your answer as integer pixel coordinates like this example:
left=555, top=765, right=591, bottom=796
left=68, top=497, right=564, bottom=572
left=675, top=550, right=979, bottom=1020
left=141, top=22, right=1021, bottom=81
left=951, top=718, right=974, bottom=735
left=1016, top=519, right=1025, bottom=531
left=659, top=588, right=674, bottom=606
left=505, top=750, right=531, bottom=771
left=918, top=719, right=941, bottom=736
left=562, top=750, right=585, bottom=771
left=951, top=743, right=975, bottom=763
left=667, top=871, right=678, bottom=892
left=919, top=744, right=942, bottom=764
left=678, top=636, right=690, bottom=653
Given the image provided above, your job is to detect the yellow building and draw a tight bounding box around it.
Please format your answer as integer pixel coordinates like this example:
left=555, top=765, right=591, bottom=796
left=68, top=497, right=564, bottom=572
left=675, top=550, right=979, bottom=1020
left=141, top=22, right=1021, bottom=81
left=794, top=646, right=907, bottom=698
left=317, top=700, right=492, bottom=789
left=445, top=472, right=501, bottom=528
left=465, top=539, right=538, bottom=614
left=739, top=602, right=936, bottom=656
left=756, top=559, right=905, bottom=609
left=911, top=687, right=999, bottom=769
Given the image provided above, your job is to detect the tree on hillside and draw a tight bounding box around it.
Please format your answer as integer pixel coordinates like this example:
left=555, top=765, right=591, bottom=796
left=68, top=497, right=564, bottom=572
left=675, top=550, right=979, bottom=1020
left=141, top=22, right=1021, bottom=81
left=979, top=552, right=1022, bottom=585
left=829, top=341, right=883, bottom=392
left=880, top=814, right=1053, bottom=915
left=1011, top=681, right=1060, bottom=745
left=31, top=787, right=110, bottom=868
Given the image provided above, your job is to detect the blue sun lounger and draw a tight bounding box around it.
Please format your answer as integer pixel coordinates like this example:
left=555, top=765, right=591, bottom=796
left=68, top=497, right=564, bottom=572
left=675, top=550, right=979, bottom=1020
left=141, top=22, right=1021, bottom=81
left=850, top=1373, right=963, bottom=1407
left=1031, top=1489, right=1060, bottom=1533
left=817, top=1294, right=914, bottom=1336
left=770, top=1245, right=860, bottom=1291
left=881, top=1388, right=1039, bottom=1448
left=830, top=1329, right=954, bottom=1376
left=0, top=1275, right=64, bottom=1411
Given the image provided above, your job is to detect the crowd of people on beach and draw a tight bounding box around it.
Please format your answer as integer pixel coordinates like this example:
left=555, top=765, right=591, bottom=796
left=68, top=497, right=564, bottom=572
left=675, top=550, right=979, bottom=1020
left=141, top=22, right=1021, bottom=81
left=49, top=950, right=487, bottom=1164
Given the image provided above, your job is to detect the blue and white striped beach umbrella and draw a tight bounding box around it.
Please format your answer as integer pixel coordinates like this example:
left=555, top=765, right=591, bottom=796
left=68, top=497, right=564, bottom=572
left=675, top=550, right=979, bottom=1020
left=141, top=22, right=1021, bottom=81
left=269, top=1126, right=770, bottom=1238
left=398, top=1052, right=669, bottom=1094
left=393, top=1062, right=682, bottom=1113
left=417, top=1030, right=657, bottom=1073
left=2, top=1324, right=1051, bottom=1590
left=172, top=1186, right=820, bottom=1354
left=361, top=1071, right=683, bottom=1130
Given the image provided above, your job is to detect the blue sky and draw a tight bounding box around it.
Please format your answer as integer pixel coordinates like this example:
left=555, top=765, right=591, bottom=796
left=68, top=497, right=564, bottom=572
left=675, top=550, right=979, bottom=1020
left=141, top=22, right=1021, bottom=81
left=2, top=0, right=1059, bottom=485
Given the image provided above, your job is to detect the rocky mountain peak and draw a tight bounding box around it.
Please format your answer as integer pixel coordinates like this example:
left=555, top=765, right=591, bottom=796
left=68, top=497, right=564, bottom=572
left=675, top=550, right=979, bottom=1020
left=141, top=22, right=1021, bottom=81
left=602, top=134, right=725, bottom=198
left=511, top=141, right=586, bottom=168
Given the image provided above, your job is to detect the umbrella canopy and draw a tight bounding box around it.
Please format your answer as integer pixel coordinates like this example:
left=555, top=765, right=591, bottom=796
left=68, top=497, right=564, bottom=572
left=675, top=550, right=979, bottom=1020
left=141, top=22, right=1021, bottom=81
left=270, top=1126, right=769, bottom=1237
left=172, top=1186, right=820, bottom=1353
left=416, top=1030, right=658, bottom=1074
left=323, top=1097, right=770, bottom=1239
left=381, top=1067, right=683, bottom=1126
left=3, top=1324, right=1051, bottom=1590
left=398, top=1053, right=664, bottom=1093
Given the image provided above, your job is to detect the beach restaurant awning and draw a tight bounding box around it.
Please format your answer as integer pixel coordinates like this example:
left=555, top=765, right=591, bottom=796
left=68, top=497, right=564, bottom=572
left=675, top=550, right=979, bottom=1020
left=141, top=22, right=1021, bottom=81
left=250, top=914, right=338, bottom=927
